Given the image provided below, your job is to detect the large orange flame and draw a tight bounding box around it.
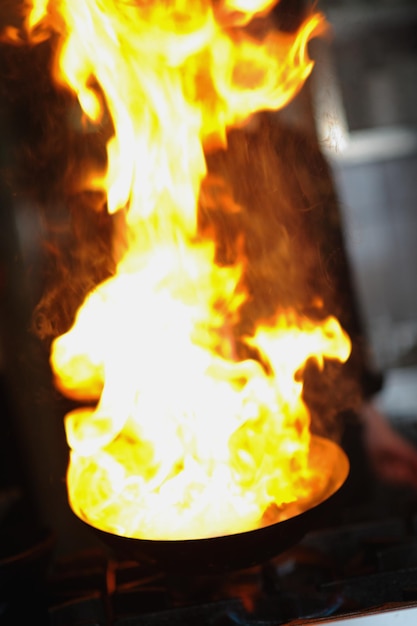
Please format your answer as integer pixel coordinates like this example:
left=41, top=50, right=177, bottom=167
left=25, top=0, right=351, bottom=540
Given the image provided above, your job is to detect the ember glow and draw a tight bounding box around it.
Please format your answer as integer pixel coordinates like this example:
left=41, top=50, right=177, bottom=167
left=25, top=0, right=350, bottom=540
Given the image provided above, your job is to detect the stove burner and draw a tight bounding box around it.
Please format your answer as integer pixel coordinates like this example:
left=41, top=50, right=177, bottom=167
left=3, top=478, right=417, bottom=625
left=40, top=512, right=417, bottom=625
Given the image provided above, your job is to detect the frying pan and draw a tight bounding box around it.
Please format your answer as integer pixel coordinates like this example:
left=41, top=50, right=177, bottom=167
left=75, top=435, right=349, bottom=573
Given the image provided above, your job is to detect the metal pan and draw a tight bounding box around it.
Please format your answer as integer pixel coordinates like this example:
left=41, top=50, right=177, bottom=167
left=76, top=435, right=349, bottom=574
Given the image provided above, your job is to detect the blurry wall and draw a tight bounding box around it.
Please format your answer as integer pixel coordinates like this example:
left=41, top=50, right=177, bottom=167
left=313, top=0, right=417, bottom=373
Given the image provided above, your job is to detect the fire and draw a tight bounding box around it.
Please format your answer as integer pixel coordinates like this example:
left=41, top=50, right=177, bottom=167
left=24, top=0, right=350, bottom=540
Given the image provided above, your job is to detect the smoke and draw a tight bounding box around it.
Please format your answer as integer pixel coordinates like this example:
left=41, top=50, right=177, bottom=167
left=202, top=113, right=365, bottom=437
left=0, top=36, right=114, bottom=345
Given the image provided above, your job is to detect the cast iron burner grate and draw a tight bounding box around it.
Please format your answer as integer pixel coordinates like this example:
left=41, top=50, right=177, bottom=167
left=26, top=511, right=417, bottom=625
left=3, top=496, right=417, bottom=625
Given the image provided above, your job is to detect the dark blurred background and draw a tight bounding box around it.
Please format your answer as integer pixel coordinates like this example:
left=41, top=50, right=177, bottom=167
left=312, top=0, right=417, bottom=419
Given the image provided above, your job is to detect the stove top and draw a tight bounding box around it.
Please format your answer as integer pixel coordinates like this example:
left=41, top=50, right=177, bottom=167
left=299, top=604, right=417, bottom=626
left=3, top=504, right=417, bottom=626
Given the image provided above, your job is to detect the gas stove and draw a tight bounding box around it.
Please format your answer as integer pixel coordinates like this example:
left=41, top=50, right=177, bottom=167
left=3, top=489, right=417, bottom=626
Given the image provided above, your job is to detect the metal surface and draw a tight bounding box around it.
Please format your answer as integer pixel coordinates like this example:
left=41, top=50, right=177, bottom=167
left=297, top=603, right=417, bottom=626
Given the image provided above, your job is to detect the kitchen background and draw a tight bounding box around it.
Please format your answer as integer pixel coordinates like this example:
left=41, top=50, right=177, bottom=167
left=313, top=0, right=417, bottom=420
left=0, top=0, right=416, bottom=553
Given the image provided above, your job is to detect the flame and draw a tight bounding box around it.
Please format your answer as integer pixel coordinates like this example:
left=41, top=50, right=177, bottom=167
left=25, top=0, right=351, bottom=540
